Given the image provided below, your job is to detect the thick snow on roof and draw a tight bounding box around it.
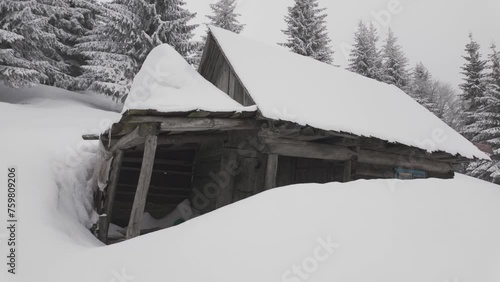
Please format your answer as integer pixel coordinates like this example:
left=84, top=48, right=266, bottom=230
left=209, top=26, right=488, bottom=160
left=123, top=44, right=257, bottom=114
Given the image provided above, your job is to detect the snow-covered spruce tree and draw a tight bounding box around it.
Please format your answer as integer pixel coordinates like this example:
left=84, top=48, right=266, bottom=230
left=348, top=21, right=382, bottom=80
left=0, top=0, right=101, bottom=89
left=381, top=28, right=409, bottom=90
left=193, top=0, right=244, bottom=67
left=459, top=33, right=488, bottom=141
left=151, top=0, right=198, bottom=64
left=0, top=28, right=48, bottom=87
left=76, top=0, right=198, bottom=101
left=207, top=0, right=244, bottom=33
left=466, top=43, right=500, bottom=183
left=75, top=0, right=157, bottom=101
left=409, top=62, right=440, bottom=116
left=280, top=0, right=334, bottom=64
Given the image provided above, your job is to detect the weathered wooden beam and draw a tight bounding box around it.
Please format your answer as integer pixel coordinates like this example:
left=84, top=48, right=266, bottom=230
left=126, top=135, right=158, bottom=239
left=264, top=154, right=279, bottom=190
left=157, top=133, right=228, bottom=146
left=110, top=123, right=159, bottom=152
left=343, top=160, right=352, bottom=183
left=123, top=117, right=262, bottom=132
left=98, top=149, right=124, bottom=244
left=82, top=134, right=100, bottom=141
left=215, top=149, right=238, bottom=208
left=358, top=149, right=453, bottom=174
left=260, top=138, right=355, bottom=161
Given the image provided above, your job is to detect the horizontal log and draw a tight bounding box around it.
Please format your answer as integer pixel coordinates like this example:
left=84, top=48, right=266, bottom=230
left=358, top=149, right=453, bottom=174
left=82, top=134, right=100, bottom=140
left=124, top=117, right=263, bottom=132
left=122, top=158, right=193, bottom=167
left=259, top=138, right=355, bottom=161
left=157, top=133, right=227, bottom=145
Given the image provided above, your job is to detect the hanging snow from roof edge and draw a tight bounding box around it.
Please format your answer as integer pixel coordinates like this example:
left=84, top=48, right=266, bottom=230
left=207, top=26, right=489, bottom=160
left=123, top=44, right=257, bottom=114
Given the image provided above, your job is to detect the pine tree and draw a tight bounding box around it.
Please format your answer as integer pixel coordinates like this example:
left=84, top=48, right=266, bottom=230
left=0, top=0, right=101, bottom=89
left=75, top=0, right=157, bottom=101
left=381, top=28, right=409, bottom=90
left=76, top=0, right=198, bottom=101
left=0, top=28, right=48, bottom=87
left=281, top=0, right=334, bottom=64
left=466, top=43, right=500, bottom=183
left=194, top=0, right=244, bottom=67
left=207, top=0, right=244, bottom=33
left=151, top=0, right=198, bottom=63
left=348, top=21, right=382, bottom=80
left=460, top=33, right=488, bottom=141
left=409, top=62, right=440, bottom=116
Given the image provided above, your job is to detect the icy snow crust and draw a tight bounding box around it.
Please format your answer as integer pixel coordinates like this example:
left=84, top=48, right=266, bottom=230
left=0, top=89, right=499, bottom=281
left=123, top=44, right=257, bottom=114
left=209, top=26, right=488, bottom=160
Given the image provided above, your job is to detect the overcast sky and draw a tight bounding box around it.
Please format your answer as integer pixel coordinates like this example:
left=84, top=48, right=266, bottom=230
left=185, top=0, right=500, bottom=90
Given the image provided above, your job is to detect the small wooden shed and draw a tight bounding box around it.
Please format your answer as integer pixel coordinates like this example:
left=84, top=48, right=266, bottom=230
left=86, top=28, right=488, bottom=244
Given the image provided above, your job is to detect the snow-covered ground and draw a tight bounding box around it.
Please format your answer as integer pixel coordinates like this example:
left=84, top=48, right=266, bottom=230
left=1, top=86, right=500, bottom=282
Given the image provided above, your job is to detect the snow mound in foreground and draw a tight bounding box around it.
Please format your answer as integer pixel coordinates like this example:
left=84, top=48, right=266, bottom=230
left=52, top=175, right=500, bottom=282
left=123, top=44, right=256, bottom=113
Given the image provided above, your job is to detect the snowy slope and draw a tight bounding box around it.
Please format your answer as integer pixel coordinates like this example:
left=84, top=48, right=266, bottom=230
left=52, top=175, right=500, bottom=282
left=123, top=44, right=257, bottom=114
left=0, top=86, right=121, bottom=282
left=209, top=26, right=489, bottom=160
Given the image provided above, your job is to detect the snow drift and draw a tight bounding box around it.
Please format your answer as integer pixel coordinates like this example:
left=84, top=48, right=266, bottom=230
left=49, top=174, right=500, bottom=282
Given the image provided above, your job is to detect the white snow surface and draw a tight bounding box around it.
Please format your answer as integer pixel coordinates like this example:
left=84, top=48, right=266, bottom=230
left=122, top=44, right=257, bottom=114
left=209, top=26, right=488, bottom=160
left=1, top=86, right=500, bottom=282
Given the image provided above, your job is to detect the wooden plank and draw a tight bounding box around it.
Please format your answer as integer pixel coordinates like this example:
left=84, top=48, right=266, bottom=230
left=260, top=138, right=355, bottom=161
left=358, top=149, right=453, bottom=174
left=82, top=134, right=100, bottom=140
left=125, top=135, right=158, bottom=239
left=157, top=133, right=227, bottom=146
left=99, top=149, right=124, bottom=244
left=110, top=123, right=159, bottom=152
left=264, top=154, right=279, bottom=190
left=124, top=117, right=262, bottom=132
left=215, top=149, right=238, bottom=208
left=343, top=160, right=352, bottom=183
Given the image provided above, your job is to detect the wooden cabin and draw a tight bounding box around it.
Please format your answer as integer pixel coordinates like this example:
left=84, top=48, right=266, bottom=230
left=85, top=27, right=488, bottom=244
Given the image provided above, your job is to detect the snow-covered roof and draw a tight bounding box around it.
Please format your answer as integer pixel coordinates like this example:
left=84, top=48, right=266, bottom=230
left=123, top=44, right=257, bottom=114
left=208, top=26, right=488, bottom=160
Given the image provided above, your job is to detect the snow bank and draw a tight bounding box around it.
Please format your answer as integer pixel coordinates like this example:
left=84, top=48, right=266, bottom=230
left=123, top=44, right=257, bottom=114
left=208, top=26, right=488, bottom=160
left=51, top=175, right=500, bottom=282
left=0, top=86, right=121, bottom=281
left=0, top=83, right=122, bottom=113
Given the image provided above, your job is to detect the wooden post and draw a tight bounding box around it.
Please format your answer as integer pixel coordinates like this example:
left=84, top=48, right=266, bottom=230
left=215, top=149, right=238, bottom=209
left=264, top=154, right=278, bottom=190
left=126, top=135, right=158, bottom=239
left=343, top=160, right=352, bottom=183
left=98, top=149, right=124, bottom=244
